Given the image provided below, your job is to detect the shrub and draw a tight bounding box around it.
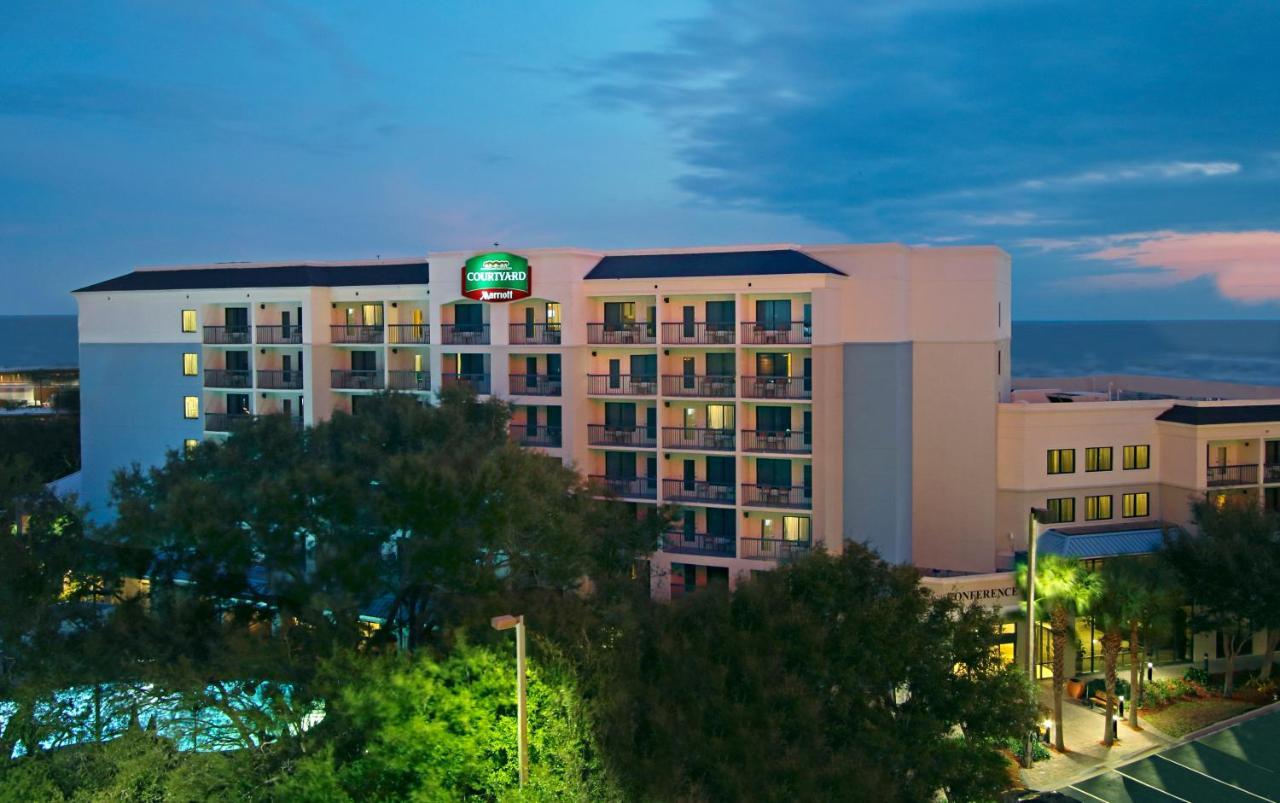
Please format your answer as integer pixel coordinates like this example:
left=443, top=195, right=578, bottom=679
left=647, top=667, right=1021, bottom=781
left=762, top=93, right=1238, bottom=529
left=1139, top=678, right=1194, bottom=709
left=1001, top=736, right=1050, bottom=764
left=1183, top=666, right=1210, bottom=686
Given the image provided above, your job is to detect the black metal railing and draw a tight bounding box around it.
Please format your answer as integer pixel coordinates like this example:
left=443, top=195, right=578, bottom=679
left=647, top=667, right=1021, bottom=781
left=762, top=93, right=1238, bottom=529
left=387, top=324, right=430, bottom=344
left=587, top=424, right=657, bottom=448
left=203, top=368, right=251, bottom=389
left=509, top=322, right=562, bottom=345
left=204, top=412, right=254, bottom=432
left=662, top=427, right=735, bottom=451
left=662, top=479, right=735, bottom=505
left=441, top=324, right=490, bottom=345
left=661, top=530, right=736, bottom=557
left=740, top=321, right=811, bottom=345
left=203, top=326, right=251, bottom=345
left=508, top=373, right=562, bottom=396
left=330, top=325, right=384, bottom=344
left=440, top=373, right=491, bottom=394
left=741, top=430, right=811, bottom=453
left=1207, top=463, right=1258, bottom=487
left=331, top=369, right=385, bottom=390
left=741, top=375, right=811, bottom=399
left=740, top=537, right=812, bottom=562
left=589, top=475, right=657, bottom=499
left=257, top=370, right=304, bottom=390
left=388, top=370, right=431, bottom=391
left=586, top=374, right=657, bottom=395
left=1266, top=463, right=1280, bottom=484
left=256, top=325, right=302, bottom=344
left=660, top=321, right=736, bottom=345
left=509, top=425, right=563, bottom=449
left=741, top=483, right=812, bottom=509
left=586, top=322, right=656, bottom=345
left=660, top=374, right=736, bottom=398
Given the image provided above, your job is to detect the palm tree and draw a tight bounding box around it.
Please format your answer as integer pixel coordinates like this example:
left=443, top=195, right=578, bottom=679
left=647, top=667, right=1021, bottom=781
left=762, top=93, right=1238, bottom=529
left=1093, top=561, right=1136, bottom=746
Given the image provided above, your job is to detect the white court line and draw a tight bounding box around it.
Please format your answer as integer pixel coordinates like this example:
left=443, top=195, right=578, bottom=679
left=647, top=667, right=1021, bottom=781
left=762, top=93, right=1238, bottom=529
left=1153, top=753, right=1275, bottom=802
left=1067, top=784, right=1111, bottom=802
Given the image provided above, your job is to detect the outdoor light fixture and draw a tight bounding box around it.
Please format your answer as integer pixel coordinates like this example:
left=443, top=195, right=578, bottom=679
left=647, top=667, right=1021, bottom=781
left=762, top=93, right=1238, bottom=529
left=491, top=614, right=528, bottom=788
left=1042, top=718, right=1052, bottom=743
left=1147, top=661, right=1154, bottom=682
left=1118, top=695, right=1125, bottom=717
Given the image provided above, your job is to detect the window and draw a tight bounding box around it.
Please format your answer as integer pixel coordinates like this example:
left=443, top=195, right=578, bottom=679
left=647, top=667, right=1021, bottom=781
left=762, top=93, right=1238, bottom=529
left=1047, top=448, right=1076, bottom=474
left=1085, top=447, right=1113, bottom=472
left=182, top=353, right=198, bottom=376
left=1122, top=492, right=1150, bottom=518
left=183, top=438, right=199, bottom=455
left=1046, top=497, right=1075, bottom=523
left=183, top=396, right=199, bottom=419
left=1085, top=494, right=1113, bottom=521
left=181, top=309, right=197, bottom=333
left=1123, top=444, right=1150, bottom=470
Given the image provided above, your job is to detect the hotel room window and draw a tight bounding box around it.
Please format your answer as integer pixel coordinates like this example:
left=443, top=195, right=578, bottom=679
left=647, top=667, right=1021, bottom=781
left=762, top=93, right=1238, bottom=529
left=1085, top=494, right=1113, bottom=521
left=1123, top=444, right=1150, bottom=470
left=1122, top=492, right=1150, bottom=518
left=1046, top=448, right=1076, bottom=474
left=1046, top=497, right=1075, bottom=523
left=183, top=438, right=199, bottom=455
left=183, top=396, right=199, bottom=419
left=182, top=353, right=198, bottom=376
left=181, top=309, right=197, bottom=333
left=1085, top=446, right=1112, bottom=472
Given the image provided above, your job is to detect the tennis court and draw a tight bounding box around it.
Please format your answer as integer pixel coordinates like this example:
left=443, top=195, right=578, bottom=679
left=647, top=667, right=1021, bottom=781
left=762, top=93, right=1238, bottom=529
left=1066, top=709, right=1280, bottom=802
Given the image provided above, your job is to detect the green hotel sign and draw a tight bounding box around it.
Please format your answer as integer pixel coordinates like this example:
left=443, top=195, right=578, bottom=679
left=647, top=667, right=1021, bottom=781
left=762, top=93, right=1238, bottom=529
left=462, top=252, right=531, bottom=302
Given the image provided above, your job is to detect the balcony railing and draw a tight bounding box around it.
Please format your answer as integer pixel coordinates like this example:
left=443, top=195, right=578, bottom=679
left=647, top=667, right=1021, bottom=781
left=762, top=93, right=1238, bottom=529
left=587, top=424, right=657, bottom=448
left=388, top=324, right=430, bottom=345
left=586, top=322, right=656, bottom=345
left=742, top=430, right=812, bottom=454
left=330, top=324, right=384, bottom=344
left=661, top=374, right=736, bottom=398
left=661, top=530, right=736, bottom=558
left=203, top=368, right=251, bottom=389
left=331, top=369, right=385, bottom=390
left=662, top=427, right=735, bottom=451
left=256, top=325, right=302, bottom=345
left=741, top=483, right=812, bottom=509
left=740, top=536, right=812, bottom=563
left=388, top=370, right=431, bottom=391
left=203, top=326, right=251, bottom=345
left=509, top=373, right=563, bottom=396
left=509, top=424, right=563, bottom=449
left=586, top=374, right=657, bottom=396
left=740, top=321, right=811, bottom=345
left=1207, top=463, right=1258, bottom=487
left=662, top=479, right=735, bottom=505
left=1266, top=463, right=1280, bottom=484
left=440, top=373, right=491, bottom=394
left=205, top=412, right=302, bottom=432
left=257, top=369, right=304, bottom=390
left=441, top=324, right=490, bottom=345
left=660, top=322, right=736, bottom=346
left=509, top=322, right=562, bottom=345
left=590, top=475, right=657, bottom=500
left=741, top=375, right=811, bottom=400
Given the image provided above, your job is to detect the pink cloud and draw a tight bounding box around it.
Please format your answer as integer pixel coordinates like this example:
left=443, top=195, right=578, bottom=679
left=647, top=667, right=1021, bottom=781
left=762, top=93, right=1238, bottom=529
left=1079, top=230, right=1280, bottom=303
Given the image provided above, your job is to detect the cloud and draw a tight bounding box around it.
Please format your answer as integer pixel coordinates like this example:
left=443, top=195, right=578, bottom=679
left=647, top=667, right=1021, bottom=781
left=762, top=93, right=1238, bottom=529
left=1021, top=161, right=1241, bottom=190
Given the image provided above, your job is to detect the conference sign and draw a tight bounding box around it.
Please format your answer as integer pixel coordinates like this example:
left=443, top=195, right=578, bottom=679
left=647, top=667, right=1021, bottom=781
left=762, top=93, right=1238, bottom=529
left=462, top=252, right=531, bottom=302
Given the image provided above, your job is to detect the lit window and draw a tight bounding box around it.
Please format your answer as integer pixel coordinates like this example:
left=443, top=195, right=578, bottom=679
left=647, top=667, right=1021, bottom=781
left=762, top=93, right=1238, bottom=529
left=183, top=396, right=199, bottom=419
left=1122, top=492, right=1150, bottom=518
left=1085, top=494, right=1113, bottom=521
left=1046, top=497, right=1075, bottom=523
left=183, top=353, right=198, bottom=376
left=181, top=309, right=198, bottom=333
left=1123, top=444, right=1150, bottom=470
left=1047, top=449, right=1076, bottom=475
left=1085, top=447, right=1112, bottom=472
left=183, top=438, right=199, bottom=455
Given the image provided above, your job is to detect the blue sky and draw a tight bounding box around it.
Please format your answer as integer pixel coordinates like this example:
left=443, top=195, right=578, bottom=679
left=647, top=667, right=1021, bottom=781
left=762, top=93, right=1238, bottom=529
left=2, top=1, right=1279, bottom=318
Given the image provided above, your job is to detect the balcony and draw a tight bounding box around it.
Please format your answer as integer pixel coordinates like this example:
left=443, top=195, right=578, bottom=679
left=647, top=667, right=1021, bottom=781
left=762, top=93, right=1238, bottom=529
left=387, top=324, right=430, bottom=345
left=1267, top=463, right=1280, bottom=484
left=740, top=537, right=812, bottom=563
left=440, top=373, right=491, bottom=394
left=388, top=370, right=431, bottom=392
left=203, top=368, right=251, bottom=389
left=741, top=376, right=811, bottom=400
left=740, top=321, right=811, bottom=345
left=1207, top=464, right=1258, bottom=487
left=203, top=326, right=251, bottom=345
left=586, top=374, right=657, bottom=396
left=741, top=483, right=812, bottom=510
left=661, top=374, right=736, bottom=398
left=509, top=424, right=563, bottom=449
left=256, top=325, right=302, bottom=345
left=662, top=427, right=735, bottom=451
left=587, top=424, right=657, bottom=449
left=662, top=479, right=735, bottom=505
left=660, top=322, right=735, bottom=346
left=330, top=325, right=384, bottom=345
left=441, top=324, right=490, bottom=345
left=205, top=412, right=302, bottom=433
left=661, top=530, right=735, bottom=558
left=331, top=369, right=385, bottom=390
left=509, top=373, right=562, bottom=396
left=586, top=322, right=655, bottom=345
left=509, top=322, right=562, bottom=346
left=742, top=430, right=812, bottom=454
left=590, top=475, right=657, bottom=500
left=257, top=369, right=304, bottom=390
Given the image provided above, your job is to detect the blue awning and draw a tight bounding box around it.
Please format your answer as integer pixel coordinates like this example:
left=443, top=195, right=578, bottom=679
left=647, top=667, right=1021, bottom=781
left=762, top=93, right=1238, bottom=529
left=1037, top=522, right=1181, bottom=560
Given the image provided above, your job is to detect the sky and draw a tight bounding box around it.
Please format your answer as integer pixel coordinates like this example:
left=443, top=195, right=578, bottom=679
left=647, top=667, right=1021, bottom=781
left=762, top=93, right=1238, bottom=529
left=2, top=0, right=1279, bottom=318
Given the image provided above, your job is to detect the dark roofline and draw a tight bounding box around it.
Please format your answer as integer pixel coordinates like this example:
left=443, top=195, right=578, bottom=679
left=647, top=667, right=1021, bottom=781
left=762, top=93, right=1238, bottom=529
left=75, top=262, right=429, bottom=293
left=1156, top=403, right=1280, bottom=426
left=584, top=249, right=846, bottom=280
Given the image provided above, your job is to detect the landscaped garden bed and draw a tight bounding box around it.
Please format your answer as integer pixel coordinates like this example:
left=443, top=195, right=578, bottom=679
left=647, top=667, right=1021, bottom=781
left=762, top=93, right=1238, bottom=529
left=1138, top=668, right=1274, bottom=738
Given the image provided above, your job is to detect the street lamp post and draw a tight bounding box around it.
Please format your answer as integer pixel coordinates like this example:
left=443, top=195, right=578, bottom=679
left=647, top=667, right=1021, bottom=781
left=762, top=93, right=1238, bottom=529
left=491, top=614, right=528, bottom=789
left=1023, top=507, right=1047, bottom=768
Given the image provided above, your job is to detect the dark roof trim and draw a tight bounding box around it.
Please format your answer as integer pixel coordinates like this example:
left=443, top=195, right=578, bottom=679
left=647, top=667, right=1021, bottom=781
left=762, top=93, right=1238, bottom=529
left=584, top=249, right=845, bottom=280
left=1156, top=404, right=1280, bottom=426
left=75, top=262, right=429, bottom=293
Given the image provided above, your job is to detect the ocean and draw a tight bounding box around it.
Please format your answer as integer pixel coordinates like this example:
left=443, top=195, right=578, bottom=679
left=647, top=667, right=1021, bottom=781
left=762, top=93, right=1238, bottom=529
left=0, top=315, right=78, bottom=370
